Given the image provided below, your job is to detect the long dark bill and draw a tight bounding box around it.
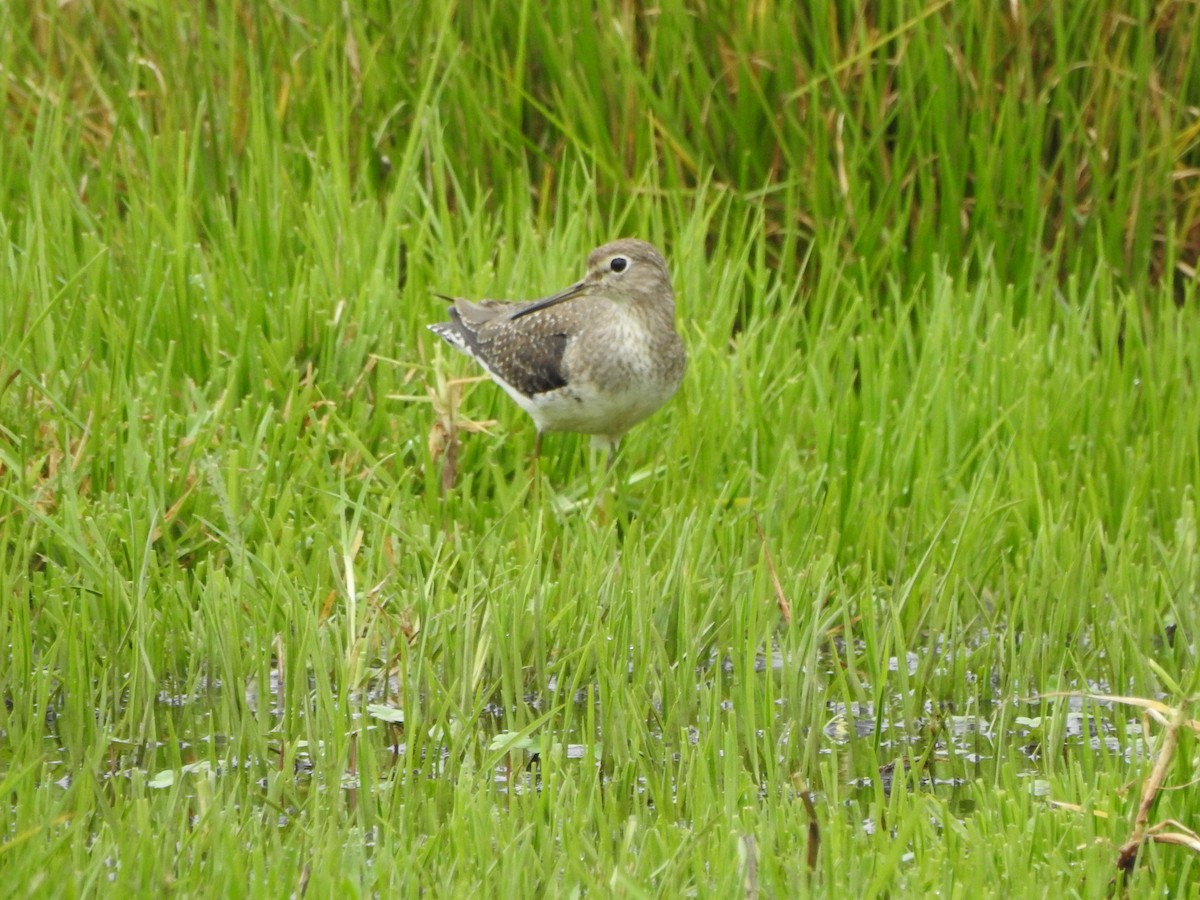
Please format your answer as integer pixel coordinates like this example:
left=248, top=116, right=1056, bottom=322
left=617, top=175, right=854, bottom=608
left=508, top=282, right=586, bottom=320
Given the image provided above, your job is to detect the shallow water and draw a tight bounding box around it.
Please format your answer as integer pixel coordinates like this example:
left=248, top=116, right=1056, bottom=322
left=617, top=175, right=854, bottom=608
left=7, top=632, right=1151, bottom=829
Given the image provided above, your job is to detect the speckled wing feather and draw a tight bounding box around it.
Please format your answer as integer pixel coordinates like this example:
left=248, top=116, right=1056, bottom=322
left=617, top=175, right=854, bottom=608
left=431, top=298, right=570, bottom=397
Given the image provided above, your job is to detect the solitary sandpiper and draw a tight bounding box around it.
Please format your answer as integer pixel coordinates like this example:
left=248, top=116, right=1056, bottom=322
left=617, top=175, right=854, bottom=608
left=428, top=238, right=687, bottom=467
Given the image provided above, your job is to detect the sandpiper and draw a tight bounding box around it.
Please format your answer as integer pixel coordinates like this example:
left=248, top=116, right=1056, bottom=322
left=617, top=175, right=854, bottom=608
left=428, top=238, right=687, bottom=466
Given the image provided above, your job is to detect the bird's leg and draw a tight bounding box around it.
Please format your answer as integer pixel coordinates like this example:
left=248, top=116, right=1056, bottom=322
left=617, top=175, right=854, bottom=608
left=591, top=440, right=621, bottom=520
left=527, top=430, right=544, bottom=491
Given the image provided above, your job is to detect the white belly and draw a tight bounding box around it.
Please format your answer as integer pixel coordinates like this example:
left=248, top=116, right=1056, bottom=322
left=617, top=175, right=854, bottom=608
left=490, top=364, right=682, bottom=450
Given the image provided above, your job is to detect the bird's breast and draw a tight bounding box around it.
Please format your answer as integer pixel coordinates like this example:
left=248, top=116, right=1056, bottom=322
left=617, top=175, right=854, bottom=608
left=565, top=311, right=685, bottom=395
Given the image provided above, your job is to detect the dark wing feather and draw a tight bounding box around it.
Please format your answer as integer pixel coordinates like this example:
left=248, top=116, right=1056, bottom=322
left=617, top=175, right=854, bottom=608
left=442, top=302, right=570, bottom=397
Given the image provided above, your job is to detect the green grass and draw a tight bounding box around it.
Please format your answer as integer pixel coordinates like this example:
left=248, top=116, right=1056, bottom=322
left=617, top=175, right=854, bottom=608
left=3, top=0, right=1200, bottom=896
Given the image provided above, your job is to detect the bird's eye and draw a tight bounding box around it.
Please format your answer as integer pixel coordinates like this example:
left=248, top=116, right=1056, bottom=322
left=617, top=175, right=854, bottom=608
left=609, top=257, right=628, bottom=273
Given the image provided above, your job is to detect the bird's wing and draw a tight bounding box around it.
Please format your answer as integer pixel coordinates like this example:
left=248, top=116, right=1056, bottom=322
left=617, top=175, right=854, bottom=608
left=435, top=299, right=570, bottom=397
left=451, top=297, right=522, bottom=327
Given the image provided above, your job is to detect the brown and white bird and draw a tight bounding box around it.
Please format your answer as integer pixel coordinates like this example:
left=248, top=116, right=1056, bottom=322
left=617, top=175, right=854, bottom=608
left=428, top=238, right=687, bottom=466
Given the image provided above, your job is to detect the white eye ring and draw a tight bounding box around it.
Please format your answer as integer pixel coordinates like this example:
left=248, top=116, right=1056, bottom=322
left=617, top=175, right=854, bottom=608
left=609, top=256, right=629, bottom=273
